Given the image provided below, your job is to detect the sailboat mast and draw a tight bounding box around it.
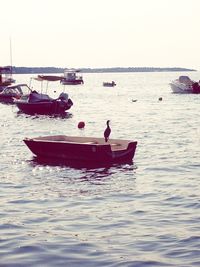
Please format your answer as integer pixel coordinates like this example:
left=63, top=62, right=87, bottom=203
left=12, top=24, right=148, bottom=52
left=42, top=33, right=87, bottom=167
left=9, top=37, right=13, bottom=75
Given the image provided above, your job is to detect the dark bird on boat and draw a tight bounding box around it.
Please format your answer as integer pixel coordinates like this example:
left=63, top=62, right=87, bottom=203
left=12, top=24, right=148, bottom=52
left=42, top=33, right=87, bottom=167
left=104, top=120, right=111, bottom=142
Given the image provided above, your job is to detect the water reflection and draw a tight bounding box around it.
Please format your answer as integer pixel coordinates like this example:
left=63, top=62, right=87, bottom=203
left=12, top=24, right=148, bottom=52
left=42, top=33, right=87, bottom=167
left=28, top=156, right=137, bottom=183
left=30, top=156, right=136, bottom=170
left=80, top=163, right=137, bottom=184
left=16, top=111, right=73, bottom=119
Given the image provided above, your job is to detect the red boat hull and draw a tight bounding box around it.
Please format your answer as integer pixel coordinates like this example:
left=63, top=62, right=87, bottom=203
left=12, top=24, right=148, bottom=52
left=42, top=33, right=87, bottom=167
left=16, top=99, right=73, bottom=115
left=24, top=136, right=137, bottom=164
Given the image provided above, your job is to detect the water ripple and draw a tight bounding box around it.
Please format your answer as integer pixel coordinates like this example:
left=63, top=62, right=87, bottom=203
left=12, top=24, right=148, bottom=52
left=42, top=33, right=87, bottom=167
left=1, top=72, right=200, bottom=266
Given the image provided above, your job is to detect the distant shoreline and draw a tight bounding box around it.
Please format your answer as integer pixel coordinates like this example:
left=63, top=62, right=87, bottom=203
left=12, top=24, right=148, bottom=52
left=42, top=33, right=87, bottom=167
left=11, top=67, right=196, bottom=74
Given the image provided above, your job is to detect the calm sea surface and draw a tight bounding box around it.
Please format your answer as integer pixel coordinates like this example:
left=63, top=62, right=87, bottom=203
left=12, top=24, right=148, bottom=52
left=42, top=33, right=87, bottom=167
left=0, top=72, right=200, bottom=266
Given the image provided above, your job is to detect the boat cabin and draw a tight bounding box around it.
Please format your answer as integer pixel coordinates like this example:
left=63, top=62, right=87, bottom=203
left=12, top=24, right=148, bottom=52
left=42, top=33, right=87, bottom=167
left=60, top=69, right=84, bottom=85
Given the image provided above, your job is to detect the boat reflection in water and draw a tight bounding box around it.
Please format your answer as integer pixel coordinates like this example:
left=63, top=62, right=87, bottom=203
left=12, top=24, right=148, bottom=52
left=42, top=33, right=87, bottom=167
left=29, top=156, right=137, bottom=183
left=16, top=109, right=73, bottom=119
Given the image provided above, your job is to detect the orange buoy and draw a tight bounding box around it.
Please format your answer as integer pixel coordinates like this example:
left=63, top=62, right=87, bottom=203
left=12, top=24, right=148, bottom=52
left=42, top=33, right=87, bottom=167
left=78, top=121, right=85, bottom=129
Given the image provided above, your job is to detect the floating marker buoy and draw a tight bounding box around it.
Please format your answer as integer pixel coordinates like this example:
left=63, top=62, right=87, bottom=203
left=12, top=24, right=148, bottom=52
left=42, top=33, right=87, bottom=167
left=78, top=121, right=85, bottom=129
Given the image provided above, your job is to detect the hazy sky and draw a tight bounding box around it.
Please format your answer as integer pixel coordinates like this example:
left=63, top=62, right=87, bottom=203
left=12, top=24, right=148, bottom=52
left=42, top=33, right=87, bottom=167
left=1, top=0, right=200, bottom=69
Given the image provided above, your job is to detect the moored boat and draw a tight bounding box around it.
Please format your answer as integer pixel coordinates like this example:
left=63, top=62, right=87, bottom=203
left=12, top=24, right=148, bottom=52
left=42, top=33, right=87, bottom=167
left=0, top=83, right=31, bottom=104
left=60, top=69, right=84, bottom=85
left=15, top=91, right=73, bottom=115
left=15, top=75, right=73, bottom=115
left=0, top=66, right=15, bottom=91
left=103, top=81, right=116, bottom=87
left=24, top=135, right=137, bottom=164
left=169, top=76, right=200, bottom=94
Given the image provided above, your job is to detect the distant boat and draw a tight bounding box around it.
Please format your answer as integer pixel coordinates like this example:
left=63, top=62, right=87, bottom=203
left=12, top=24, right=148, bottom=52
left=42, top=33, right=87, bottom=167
left=0, top=66, right=15, bottom=91
left=37, top=75, right=63, bottom=82
left=103, top=81, right=116, bottom=87
left=15, top=75, right=73, bottom=115
left=24, top=135, right=137, bottom=164
left=169, top=76, right=200, bottom=94
left=0, top=83, right=31, bottom=104
left=60, top=69, right=84, bottom=85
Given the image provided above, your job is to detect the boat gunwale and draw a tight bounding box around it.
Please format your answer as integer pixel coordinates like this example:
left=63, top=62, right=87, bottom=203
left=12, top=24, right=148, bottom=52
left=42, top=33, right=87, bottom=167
left=24, top=135, right=137, bottom=151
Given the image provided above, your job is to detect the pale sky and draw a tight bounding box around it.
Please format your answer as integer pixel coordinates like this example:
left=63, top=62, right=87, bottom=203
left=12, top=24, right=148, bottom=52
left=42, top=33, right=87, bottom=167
left=1, top=0, right=200, bottom=69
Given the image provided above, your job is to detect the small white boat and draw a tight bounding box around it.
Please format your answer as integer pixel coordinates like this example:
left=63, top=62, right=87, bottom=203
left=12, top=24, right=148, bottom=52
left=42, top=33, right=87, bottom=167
left=169, top=76, right=200, bottom=94
left=60, top=69, right=84, bottom=85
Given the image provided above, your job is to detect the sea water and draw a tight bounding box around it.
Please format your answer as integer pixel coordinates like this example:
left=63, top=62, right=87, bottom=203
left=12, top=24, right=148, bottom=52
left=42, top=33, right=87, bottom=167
left=0, top=71, right=200, bottom=266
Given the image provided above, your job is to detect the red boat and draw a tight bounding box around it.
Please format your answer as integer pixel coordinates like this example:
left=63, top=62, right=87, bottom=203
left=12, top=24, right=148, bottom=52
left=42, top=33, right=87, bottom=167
left=24, top=135, right=137, bottom=164
left=15, top=75, right=73, bottom=115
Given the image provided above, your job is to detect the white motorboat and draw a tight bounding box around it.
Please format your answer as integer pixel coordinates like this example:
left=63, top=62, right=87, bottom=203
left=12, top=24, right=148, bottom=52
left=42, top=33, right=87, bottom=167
left=60, top=69, right=84, bottom=85
left=169, top=76, right=200, bottom=94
